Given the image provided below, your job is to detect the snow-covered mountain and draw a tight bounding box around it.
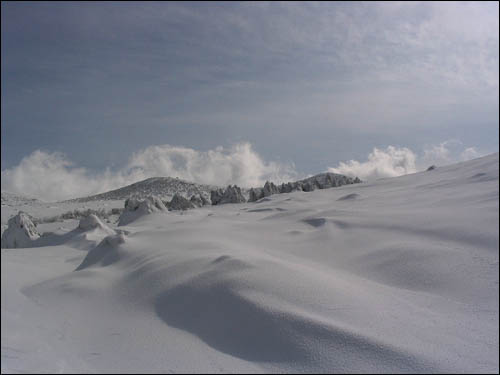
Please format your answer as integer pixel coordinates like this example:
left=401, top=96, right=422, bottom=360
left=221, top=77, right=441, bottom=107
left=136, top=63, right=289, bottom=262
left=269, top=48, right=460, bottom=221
left=63, top=171, right=361, bottom=205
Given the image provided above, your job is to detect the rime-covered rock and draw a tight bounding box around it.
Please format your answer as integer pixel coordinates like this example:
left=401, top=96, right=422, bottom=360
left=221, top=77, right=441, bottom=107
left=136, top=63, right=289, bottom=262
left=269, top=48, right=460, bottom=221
left=210, top=188, right=225, bottom=205
left=189, top=193, right=210, bottom=208
left=248, top=188, right=264, bottom=202
left=220, top=185, right=247, bottom=204
left=278, top=183, right=288, bottom=194
left=247, top=173, right=361, bottom=202
left=302, top=181, right=314, bottom=192
left=263, top=181, right=279, bottom=197
left=119, top=196, right=167, bottom=226
left=168, top=194, right=196, bottom=211
left=211, top=185, right=246, bottom=205
left=1, top=211, right=40, bottom=248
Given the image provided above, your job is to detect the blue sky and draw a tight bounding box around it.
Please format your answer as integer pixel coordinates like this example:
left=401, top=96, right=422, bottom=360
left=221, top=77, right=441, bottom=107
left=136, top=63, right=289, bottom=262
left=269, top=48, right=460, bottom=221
left=1, top=2, right=499, bottom=200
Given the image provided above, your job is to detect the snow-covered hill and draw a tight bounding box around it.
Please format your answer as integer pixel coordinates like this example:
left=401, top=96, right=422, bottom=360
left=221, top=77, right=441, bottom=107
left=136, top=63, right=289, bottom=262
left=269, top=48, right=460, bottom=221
left=1, top=191, right=42, bottom=206
left=1, top=153, right=498, bottom=373
left=65, top=176, right=219, bottom=203
left=1, top=171, right=360, bottom=228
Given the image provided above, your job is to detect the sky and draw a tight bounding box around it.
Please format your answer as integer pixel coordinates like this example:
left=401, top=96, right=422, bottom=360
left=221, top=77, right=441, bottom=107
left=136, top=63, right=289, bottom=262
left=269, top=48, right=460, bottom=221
left=1, top=1, right=499, bottom=201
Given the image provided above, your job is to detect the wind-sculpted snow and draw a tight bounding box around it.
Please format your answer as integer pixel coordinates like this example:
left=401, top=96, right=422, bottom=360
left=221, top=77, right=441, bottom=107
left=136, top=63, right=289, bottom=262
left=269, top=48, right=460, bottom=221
left=118, top=196, right=167, bottom=226
left=1, top=153, right=498, bottom=373
left=75, top=233, right=127, bottom=270
left=78, top=214, right=112, bottom=232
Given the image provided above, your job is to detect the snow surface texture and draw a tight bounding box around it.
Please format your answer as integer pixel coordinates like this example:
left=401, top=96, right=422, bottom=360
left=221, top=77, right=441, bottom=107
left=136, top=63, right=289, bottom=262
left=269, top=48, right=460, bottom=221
left=1, top=154, right=499, bottom=373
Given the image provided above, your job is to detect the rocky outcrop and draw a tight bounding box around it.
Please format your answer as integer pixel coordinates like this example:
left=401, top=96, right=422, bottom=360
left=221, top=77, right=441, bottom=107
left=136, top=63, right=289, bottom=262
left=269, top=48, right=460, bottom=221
left=210, top=188, right=225, bottom=205
left=1, top=211, right=40, bottom=248
left=189, top=193, right=210, bottom=208
left=210, top=185, right=246, bottom=205
left=247, top=173, right=362, bottom=202
left=248, top=188, right=263, bottom=202
left=302, top=181, right=314, bottom=192
left=168, top=194, right=196, bottom=211
left=263, top=181, right=279, bottom=197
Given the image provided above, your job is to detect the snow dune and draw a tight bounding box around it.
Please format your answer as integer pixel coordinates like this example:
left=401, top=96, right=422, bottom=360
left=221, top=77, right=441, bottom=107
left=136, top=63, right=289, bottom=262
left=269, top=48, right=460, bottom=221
left=1, top=153, right=498, bottom=373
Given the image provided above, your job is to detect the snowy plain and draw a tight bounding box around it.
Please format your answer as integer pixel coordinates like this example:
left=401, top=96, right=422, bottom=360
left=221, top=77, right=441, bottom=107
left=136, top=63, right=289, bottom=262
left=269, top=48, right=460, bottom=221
left=1, top=153, right=499, bottom=373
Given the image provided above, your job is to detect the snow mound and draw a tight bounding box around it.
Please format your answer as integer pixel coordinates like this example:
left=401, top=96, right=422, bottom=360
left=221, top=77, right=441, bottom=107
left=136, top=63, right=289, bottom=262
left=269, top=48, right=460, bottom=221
left=75, top=233, right=127, bottom=270
left=118, top=196, right=167, bottom=226
left=1, top=211, right=40, bottom=248
left=78, top=214, right=112, bottom=232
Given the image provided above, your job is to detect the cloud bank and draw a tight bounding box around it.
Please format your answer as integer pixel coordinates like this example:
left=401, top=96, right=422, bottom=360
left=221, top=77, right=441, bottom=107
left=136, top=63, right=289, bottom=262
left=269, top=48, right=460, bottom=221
left=328, top=141, right=486, bottom=181
left=1, top=143, right=297, bottom=202
left=328, top=146, right=418, bottom=181
left=1, top=141, right=487, bottom=202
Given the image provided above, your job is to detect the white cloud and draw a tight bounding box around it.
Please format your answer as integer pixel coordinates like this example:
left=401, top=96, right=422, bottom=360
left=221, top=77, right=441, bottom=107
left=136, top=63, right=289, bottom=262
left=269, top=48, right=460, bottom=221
left=328, top=146, right=418, bottom=180
left=126, top=142, right=296, bottom=188
left=419, top=140, right=486, bottom=168
left=328, top=141, right=487, bottom=181
left=1, top=143, right=297, bottom=202
left=420, top=139, right=461, bottom=167
left=2, top=140, right=488, bottom=201
left=460, top=147, right=481, bottom=161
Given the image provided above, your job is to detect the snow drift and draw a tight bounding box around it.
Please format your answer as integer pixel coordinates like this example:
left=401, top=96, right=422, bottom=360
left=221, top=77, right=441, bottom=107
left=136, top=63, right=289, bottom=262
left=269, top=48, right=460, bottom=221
left=78, top=214, right=113, bottom=233
left=1, top=153, right=498, bottom=373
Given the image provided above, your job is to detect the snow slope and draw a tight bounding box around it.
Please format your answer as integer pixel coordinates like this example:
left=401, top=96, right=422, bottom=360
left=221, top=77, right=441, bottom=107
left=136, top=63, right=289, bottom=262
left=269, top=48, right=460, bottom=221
left=1, top=153, right=498, bottom=373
